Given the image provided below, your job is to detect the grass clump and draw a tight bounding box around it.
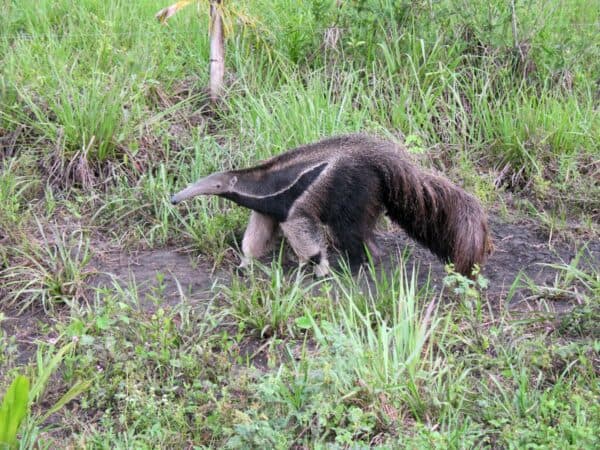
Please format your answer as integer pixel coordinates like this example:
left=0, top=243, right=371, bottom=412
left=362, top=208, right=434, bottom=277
left=316, top=264, right=437, bottom=393
left=0, top=219, right=93, bottom=312
left=223, top=257, right=319, bottom=339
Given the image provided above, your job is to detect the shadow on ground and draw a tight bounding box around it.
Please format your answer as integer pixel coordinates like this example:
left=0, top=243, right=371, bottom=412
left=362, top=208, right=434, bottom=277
left=377, top=217, right=599, bottom=312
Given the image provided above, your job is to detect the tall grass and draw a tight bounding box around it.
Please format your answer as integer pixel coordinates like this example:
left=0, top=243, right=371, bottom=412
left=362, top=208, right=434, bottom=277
left=1, top=0, right=208, bottom=162
left=312, top=263, right=438, bottom=392
left=2, top=0, right=597, bottom=167
left=1, top=0, right=596, bottom=221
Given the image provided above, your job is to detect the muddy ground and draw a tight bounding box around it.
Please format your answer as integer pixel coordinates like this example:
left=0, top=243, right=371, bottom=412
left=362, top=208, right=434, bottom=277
left=92, top=215, right=599, bottom=314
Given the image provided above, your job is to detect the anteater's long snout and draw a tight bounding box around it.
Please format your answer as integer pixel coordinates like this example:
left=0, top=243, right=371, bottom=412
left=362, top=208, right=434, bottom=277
left=170, top=173, right=226, bottom=205
left=170, top=185, right=197, bottom=205
left=170, top=184, right=197, bottom=205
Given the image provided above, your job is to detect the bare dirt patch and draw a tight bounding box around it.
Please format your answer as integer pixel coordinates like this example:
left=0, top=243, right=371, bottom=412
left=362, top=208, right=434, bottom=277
left=91, top=248, right=227, bottom=309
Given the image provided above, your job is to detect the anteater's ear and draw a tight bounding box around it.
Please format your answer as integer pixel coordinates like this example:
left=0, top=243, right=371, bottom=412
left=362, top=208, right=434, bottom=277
left=229, top=175, right=238, bottom=188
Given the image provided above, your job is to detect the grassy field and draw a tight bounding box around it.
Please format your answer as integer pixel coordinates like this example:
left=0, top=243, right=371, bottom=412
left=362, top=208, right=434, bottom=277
left=1, top=0, right=599, bottom=448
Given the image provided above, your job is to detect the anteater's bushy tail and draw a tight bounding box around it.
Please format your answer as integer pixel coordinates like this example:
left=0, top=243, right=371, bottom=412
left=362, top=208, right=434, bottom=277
left=380, top=155, right=492, bottom=276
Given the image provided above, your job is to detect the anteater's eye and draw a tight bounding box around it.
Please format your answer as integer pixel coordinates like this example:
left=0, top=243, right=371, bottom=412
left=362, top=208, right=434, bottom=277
left=215, top=183, right=222, bottom=189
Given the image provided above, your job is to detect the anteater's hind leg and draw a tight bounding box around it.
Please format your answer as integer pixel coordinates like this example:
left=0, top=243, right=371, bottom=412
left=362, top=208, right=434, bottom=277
left=240, top=211, right=279, bottom=268
left=329, top=208, right=383, bottom=268
left=364, top=234, right=383, bottom=261
left=280, top=214, right=330, bottom=277
left=363, top=211, right=385, bottom=263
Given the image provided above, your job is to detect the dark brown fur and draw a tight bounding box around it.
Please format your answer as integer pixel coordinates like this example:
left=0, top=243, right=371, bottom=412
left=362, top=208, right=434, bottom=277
left=172, top=134, right=493, bottom=276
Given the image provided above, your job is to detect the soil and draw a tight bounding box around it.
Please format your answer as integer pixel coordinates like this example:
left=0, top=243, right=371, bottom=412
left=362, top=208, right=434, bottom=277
left=86, top=214, right=600, bottom=371
left=90, top=248, right=224, bottom=308
left=91, top=215, right=599, bottom=313
left=3, top=212, right=598, bottom=371
left=378, top=216, right=599, bottom=309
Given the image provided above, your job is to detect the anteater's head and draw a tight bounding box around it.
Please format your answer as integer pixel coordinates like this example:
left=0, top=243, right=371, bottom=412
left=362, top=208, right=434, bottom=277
left=170, top=172, right=238, bottom=205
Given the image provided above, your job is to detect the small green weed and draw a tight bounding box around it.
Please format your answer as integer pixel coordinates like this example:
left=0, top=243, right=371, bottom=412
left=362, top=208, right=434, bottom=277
left=0, top=375, right=29, bottom=450
left=224, top=256, right=320, bottom=338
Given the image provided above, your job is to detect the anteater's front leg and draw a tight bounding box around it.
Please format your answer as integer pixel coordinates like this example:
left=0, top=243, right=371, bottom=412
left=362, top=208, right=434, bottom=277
left=280, top=214, right=330, bottom=277
left=240, top=211, right=279, bottom=268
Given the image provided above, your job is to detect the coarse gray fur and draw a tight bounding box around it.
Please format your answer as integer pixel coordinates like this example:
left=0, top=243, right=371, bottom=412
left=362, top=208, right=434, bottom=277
left=171, top=134, right=493, bottom=277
